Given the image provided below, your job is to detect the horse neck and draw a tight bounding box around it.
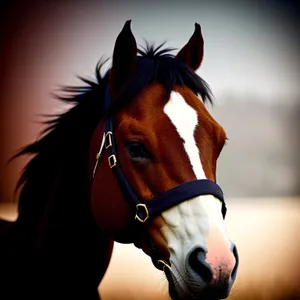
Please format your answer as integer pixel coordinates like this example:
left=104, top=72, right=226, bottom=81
left=9, top=135, right=109, bottom=262
left=7, top=164, right=114, bottom=290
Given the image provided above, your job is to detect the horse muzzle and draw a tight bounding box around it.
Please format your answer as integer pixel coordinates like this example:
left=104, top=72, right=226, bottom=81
left=166, top=242, right=239, bottom=300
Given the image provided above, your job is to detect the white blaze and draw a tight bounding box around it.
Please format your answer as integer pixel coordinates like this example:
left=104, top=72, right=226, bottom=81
left=162, top=91, right=230, bottom=284
left=164, top=91, right=206, bottom=179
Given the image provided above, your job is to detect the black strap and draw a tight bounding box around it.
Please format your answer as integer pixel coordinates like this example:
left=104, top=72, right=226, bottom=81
left=138, top=180, right=226, bottom=220
left=104, top=120, right=141, bottom=207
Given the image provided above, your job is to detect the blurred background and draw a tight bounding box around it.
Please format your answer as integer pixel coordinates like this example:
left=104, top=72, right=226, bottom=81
left=0, top=0, right=299, bottom=299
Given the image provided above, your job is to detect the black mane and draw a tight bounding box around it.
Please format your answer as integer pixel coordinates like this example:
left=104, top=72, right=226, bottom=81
left=139, top=42, right=213, bottom=103
left=113, top=42, right=213, bottom=111
left=13, top=44, right=213, bottom=214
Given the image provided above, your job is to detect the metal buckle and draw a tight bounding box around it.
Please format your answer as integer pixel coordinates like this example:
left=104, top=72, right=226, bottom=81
left=135, top=204, right=150, bottom=223
left=105, top=131, right=113, bottom=149
left=158, top=260, right=172, bottom=272
left=108, top=154, right=117, bottom=168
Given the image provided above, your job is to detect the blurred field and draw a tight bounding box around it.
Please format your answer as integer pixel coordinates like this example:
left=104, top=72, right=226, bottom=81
left=1, top=198, right=300, bottom=300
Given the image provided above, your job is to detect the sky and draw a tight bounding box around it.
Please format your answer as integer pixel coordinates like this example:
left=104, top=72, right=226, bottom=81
left=2, top=0, right=300, bottom=99
left=0, top=0, right=299, bottom=202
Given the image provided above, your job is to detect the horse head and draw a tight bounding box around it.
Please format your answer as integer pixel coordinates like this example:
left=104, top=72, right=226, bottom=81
left=90, top=20, right=238, bottom=300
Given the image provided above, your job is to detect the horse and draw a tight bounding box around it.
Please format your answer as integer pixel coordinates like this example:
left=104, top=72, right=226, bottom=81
left=0, top=20, right=238, bottom=300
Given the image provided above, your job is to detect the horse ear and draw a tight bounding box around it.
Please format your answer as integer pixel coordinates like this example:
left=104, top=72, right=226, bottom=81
left=176, top=23, right=204, bottom=71
left=110, top=20, right=137, bottom=93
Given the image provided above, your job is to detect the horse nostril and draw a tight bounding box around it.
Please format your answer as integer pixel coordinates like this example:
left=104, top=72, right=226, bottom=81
left=231, top=244, right=239, bottom=281
left=187, top=247, right=213, bottom=282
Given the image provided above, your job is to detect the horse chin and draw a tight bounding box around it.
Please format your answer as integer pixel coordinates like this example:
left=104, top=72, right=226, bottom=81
left=165, top=267, right=195, bottom=300
left=165, top=267, right=231, bottom=300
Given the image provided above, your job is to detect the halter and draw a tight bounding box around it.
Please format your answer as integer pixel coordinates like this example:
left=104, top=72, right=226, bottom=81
left=92, top=86, right=227, bottom=271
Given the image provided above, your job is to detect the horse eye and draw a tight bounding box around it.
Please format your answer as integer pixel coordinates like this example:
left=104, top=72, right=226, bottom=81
left=126, top=142, right=151, bottom=160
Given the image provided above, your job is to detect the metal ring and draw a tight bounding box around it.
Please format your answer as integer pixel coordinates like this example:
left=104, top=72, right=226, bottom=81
left=135, top=204, right=150, bottom=223
left=158, top=260, right=172, bottom=272
left=108, top=154, right=117, bottom=168
left=105, top=131, right=113, bottom=149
